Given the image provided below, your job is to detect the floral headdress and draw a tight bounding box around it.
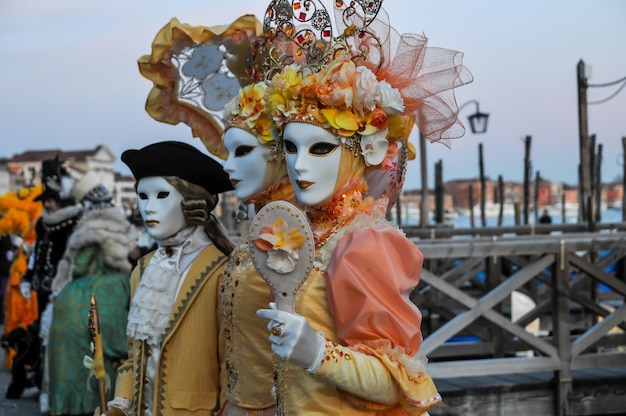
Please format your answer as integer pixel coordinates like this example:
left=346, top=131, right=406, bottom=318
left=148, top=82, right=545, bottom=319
left=266, top=58, right=410, bottom=167
left=222, top=81, right=283, bottom=161
left=259, top=0, right=473, bottom=170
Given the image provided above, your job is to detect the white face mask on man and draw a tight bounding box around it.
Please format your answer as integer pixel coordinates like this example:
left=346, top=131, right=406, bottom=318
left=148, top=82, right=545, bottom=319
left=223, top=127, right=274, bottom=202
left=136, top=176, right=186, bottom=241
left=283, top=123, right=342, bottom=207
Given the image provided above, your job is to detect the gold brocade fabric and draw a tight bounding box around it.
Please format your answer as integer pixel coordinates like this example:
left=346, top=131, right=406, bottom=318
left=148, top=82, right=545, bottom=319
left=137, top=15, right=263, bottom=160
left=275, top=259, right=343, bottom=415
left=114, top=246, right=226, bottom=416
left=220, top=238, right=276, bottom=413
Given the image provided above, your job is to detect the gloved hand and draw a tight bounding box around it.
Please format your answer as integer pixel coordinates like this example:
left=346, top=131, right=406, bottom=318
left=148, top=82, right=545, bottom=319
left=94, top=405, right=125, bottom=416
left=257, top=303, right=326, bottom=371
left=19, top=281, right=32, bottom=300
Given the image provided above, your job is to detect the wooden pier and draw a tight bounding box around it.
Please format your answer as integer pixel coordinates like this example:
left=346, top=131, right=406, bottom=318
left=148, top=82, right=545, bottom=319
left=407, top=224, right=626, bottom=415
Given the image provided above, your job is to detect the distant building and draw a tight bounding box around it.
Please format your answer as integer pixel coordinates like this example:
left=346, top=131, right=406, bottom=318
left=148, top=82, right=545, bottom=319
left=445, top=178, right=496, bottom=209
left=604, top=182, right=623, bottom=209
left=537, top=179, right=564, bottom=207
left=1, top=144, right=118, bottom=204
left=562, top=184, right=579, bottom=205
left=0, top=159, right=10, bottom=193
left=114, top=172, right=138, bottom=214
left=0, top=144, right=240, bottom=233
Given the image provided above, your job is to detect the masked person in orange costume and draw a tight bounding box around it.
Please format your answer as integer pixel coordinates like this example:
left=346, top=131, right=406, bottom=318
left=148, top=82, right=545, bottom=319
left=255, top=1, right=473, bottom=414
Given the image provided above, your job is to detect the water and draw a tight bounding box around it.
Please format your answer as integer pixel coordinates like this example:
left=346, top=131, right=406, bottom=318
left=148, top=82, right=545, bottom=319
left=452, top=208, right=623, bottom=228
left=395, top=207, right=624, bottom=228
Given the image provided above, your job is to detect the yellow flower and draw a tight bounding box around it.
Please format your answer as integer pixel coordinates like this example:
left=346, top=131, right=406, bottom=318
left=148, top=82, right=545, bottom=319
left=250, top=114, right=274, bottom=144
left=270, top=64, right=303, bottom=101
left=226, top=82, right=277, bottom=145
left=239, top=83, right=267, bottom=120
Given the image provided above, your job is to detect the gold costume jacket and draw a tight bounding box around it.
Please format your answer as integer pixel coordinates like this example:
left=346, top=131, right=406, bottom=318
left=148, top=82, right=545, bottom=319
left=114, top=245, right=227, bottom=416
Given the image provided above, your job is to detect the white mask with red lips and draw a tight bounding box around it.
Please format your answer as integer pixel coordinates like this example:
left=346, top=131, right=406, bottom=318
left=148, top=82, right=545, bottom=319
left=283, top=123, right=342, bottom=208
left=223, top=127, right=274, bottom=202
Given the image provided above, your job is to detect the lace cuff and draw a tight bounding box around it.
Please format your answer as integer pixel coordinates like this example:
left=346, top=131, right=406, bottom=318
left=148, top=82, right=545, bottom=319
left=107, top=397, right=131, bottom=416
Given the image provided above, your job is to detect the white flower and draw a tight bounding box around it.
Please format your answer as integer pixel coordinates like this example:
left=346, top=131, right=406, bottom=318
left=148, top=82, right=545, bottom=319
left=266, top=249, right=299, bottom=274
left=360, top=128, right=389, bottom=166
left=223, top=96, right=239, bottom=118
left=353, top=66, right=379, bottom=115
left=378, top=80, right=404, bottom=115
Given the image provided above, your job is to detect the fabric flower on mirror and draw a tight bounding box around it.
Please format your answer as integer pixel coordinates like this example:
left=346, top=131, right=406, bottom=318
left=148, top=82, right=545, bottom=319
left=252, top=218, right=305, bottom=274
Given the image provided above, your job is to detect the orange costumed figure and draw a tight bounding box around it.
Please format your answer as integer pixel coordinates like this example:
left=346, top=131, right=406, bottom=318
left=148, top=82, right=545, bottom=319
left=0, top=185, right=42, bottom=367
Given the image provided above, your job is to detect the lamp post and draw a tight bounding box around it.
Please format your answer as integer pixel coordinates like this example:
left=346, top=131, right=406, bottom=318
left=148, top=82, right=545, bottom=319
left=460, top=99, right=490, bottom=134
left=419, top=100, right=490, bottom=228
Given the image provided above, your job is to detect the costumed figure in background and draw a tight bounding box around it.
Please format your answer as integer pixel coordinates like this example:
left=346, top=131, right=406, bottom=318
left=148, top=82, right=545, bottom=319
left=0, top=233, right=14, bottom=325
left=18, top=156, right=82, bottom=409
left=21, top=156, right=81, bottom=319
left=47, top=172, right=137, bottom=416
left=99, top=141, right=234, bottom=416
left=0, top=185, right=42, bottom=380
left=253, top=1, right=473, bottom=414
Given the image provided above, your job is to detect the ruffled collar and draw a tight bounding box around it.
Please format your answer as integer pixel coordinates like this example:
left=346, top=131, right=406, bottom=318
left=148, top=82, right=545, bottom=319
left=248, top=179, right=295, bottom=213
left=305, top=177, right=377, bottom=249
left=154, top=226, right=212, bottom=273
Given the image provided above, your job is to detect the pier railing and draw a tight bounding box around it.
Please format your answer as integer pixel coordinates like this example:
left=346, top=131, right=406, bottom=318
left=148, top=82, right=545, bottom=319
left=410, top=230, right=626, bottom=414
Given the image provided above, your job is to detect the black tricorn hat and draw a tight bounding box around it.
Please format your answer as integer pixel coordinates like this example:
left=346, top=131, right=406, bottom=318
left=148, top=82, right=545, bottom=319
left=41, top=155, right=68, bottom=181
left=34, top=155, right=69, bottom=202
left=121, top=141, right=233, bottom=194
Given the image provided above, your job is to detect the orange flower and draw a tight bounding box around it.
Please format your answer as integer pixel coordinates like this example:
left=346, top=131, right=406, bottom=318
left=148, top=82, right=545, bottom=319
left=370, top=108, right=388, bottom=131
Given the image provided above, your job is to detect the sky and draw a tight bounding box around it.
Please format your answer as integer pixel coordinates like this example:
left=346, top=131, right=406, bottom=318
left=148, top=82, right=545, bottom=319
left=1, top=1, right=625, bottom=191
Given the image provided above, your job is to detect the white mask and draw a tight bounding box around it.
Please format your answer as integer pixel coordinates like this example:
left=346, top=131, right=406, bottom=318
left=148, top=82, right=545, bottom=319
left=223, top=127, right=274, bottom=202
left=283, top=123, right=341, bottom=207
left=136, top=177, right=186, bottom=242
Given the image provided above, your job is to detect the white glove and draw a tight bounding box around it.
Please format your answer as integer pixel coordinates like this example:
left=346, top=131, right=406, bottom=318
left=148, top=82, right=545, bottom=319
left=19, top=281, right=32, bottom=300
left=256, top=304, right=326, bottom=371
left=40, top=303, right=54, bottom=346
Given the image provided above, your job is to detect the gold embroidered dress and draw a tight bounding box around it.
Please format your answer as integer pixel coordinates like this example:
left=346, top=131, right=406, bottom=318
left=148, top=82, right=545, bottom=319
left=220, top=183, right=295, bottom=416
left=272, top=185, right=441, bottom=416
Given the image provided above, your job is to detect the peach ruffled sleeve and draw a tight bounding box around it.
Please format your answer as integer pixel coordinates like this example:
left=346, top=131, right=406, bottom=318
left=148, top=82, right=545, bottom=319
left=326, top=224, right=424, bottom=355
left=316, top=225, right=440, bottom=414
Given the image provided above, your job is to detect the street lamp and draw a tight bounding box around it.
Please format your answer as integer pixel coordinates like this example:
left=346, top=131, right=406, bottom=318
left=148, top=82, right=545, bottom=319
left=418, top=99, right=490, bottom=228
left=460, top=99, right=490, bottom=134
